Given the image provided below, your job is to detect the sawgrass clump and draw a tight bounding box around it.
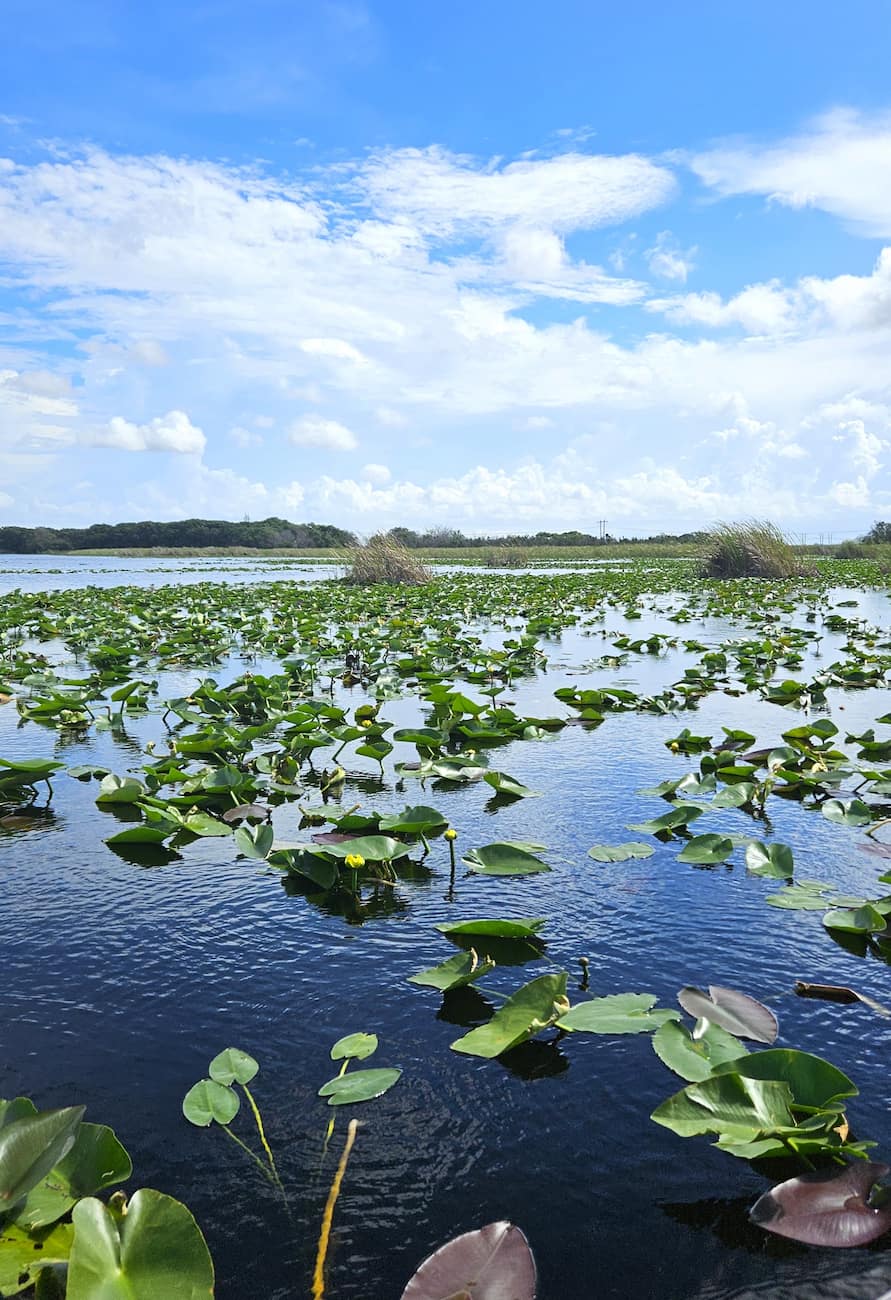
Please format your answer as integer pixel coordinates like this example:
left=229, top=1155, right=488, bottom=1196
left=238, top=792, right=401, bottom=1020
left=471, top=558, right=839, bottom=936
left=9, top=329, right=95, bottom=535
left=701, top=521, right=803, bottom=579
left=344, top=533, right=432, bottom=585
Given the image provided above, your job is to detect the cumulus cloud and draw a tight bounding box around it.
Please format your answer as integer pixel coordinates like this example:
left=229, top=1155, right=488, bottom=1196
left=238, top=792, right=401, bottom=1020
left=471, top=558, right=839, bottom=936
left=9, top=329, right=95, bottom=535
left=692, top=109, right=891, bottom=237
left=228, top=425, right=264, bottom=447
left=289, top=415, right=358, bottom=451
left=647, top=282, right=797, bottom=334
left=645, top=231, right=696, bottom=283
left=357, top=145, right=676, bottom=237
left=89, top=410, right=206, bottom=454
left=361, top=462, right=391, bottom=484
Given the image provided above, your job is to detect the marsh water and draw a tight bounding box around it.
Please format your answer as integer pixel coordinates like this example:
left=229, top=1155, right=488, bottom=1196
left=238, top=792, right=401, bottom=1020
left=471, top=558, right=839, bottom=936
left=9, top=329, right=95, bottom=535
left=2, top=555, right=891, bottom=1299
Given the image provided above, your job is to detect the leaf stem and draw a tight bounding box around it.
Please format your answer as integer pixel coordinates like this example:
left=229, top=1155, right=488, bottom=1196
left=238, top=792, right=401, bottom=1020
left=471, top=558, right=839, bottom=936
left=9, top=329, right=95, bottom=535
left=242, top=1083, right=287, bottom=1204
left=312, top=1119, right=360, bottom=1300
left=220, top=1125, right=274, bottom=1184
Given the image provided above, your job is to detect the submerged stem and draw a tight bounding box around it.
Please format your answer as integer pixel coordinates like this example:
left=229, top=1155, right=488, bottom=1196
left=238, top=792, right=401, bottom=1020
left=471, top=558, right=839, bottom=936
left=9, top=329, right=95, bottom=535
left=312, top=1119, right=360, bottom=1300
left=242, top=1083, right=287, bottom=1203
left=220, top=1125, right=275, bottom=1184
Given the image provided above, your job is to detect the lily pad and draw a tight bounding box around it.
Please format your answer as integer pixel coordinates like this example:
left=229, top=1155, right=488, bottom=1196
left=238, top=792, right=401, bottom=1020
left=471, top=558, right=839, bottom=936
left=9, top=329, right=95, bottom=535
left=676, top=986, right=778, bottom=1044
left=745, top=841, right=794, bottom=879
left=317, top=1068, right=402, bottom=1106
left=587, top=842, right=654, bottom=863
left=750, top=1162, right=891, bottom=1247
left=181, top=1080, right=239, bottom=1127
left=400, top=1221, right=536, bottom=1300
left=434, top=918, right=546, bottom=939
left=208, top=1048, right=258, bottom=1086
left=558, top=992, right=679, bottom=1035
left=67, top=1189, right=215, bottom=1299
left=330, top=1033, right=378, bottom=1061
left=408, top=950, right=496, bottom=992
left=677, top=834, right=734, bottom=865
left=462, top=844, right=550, bottom=877
left=451, top=973, right=568, bottom=1058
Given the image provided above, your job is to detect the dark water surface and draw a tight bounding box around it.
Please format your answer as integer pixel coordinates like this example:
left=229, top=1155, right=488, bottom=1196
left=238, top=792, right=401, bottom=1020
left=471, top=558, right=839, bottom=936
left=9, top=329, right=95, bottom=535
left=2, top=560, right=891, bottom=1299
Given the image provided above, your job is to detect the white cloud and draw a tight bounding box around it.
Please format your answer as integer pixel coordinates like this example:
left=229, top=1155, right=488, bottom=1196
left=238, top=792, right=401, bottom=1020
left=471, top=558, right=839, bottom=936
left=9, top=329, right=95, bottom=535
left=89, top=409, right=206, bottom=454
left=288, top=415, right=358, bottom=451
left=692, top=109, right=891, bottom=236
left=645, top=231, right=696, bottom=283
left=374, top=406, right=407, bottom=428
left=228, top=425, right=264, bottom=447
left=357, top=145, right=677, bottom=237
left=361, top=462, right=390, bottom=484
left=647, top=281, right=796, bottom=334
left=300, top=337, right=370, bottom=364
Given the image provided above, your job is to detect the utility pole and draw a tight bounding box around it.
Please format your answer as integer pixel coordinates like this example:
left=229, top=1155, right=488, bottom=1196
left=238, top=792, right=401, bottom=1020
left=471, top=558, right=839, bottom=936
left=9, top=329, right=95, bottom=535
left=598, top=519, right=607, bottom=541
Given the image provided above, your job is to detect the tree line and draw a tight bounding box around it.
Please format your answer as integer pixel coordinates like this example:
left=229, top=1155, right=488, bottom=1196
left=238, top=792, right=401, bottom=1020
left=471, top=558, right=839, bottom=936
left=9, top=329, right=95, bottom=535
left=0, top=517, right=356, bottom=553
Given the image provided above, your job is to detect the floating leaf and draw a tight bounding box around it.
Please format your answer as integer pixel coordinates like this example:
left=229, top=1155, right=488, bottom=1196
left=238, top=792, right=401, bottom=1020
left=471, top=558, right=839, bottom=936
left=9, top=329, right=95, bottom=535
left=234, top=823, right=274, bottom=859
left=321, top=835, right=406, bottom=862
left=710, top=1049, right=857, bottom=1111
left=652, top=1073, right=795, bottom=1142
left=750, top=1162, right=891, bottom=1247
left=822, top=798, right=872, bottom=827
left=745, top=841, right=794, bottom=879
left=67, top=1189, right=215, bottom=1298
left=626, top=805, right=704, bottom=835
left=823, top=905, right=888, bottom=934
left=558, top=993, right=679, bottom=1035
left=95, top=775, right=145, bottom=804
left=652, top=1019, right=747, bottom=1082
left=462, top=844, right=550, bottom=876
left=677, top=986, right=778, bottom=1043
left=482, top=772, right=540, bottom=799
left=451, top=974, right=568, bottom=1058
left=318, top=1068, right=401, bottom=1106
left=677, top=834, right=734, bottom=865
left=0, top=1220, right=74, bottom=1297
left=408, top=950, right=495, bottom=992
left=586, top=842, right=654, bottom=863
left=378, top=806, right=448, bottom=835
left=208, top=1049, right=258, bottom=1086
left=182, top=1080, right=239, bottom=1127
left=766, top=882, right=834, bottom=911
left=400, top=1221, right=536, bottom=1300
left=434, top=918, right=546, bottom=939
left=0, top=1106, right=85, bottom=1207
left=16, top=1122, right=132, bottom=1231
left=330, top=1033, right=378, bottom=1061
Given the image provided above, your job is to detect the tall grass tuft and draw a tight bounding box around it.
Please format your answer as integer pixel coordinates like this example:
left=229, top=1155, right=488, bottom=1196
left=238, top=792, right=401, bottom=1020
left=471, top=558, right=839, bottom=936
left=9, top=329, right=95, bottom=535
left=701, top=520, right=804, bottom=579
left=343, top=532, right=432, bottom=585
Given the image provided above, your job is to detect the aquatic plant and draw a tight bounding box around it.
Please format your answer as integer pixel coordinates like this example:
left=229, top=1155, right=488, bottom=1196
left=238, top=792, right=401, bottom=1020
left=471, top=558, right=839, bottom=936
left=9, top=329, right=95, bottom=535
left=0, top=1095, right=213, bottom=1297
left=343, top=533, right=431, bottom=586
left=701, top=520, right=804, bottom=579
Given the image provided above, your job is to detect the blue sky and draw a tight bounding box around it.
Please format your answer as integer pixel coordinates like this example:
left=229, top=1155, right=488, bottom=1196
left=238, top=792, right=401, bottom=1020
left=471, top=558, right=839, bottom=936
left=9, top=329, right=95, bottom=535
left=2, top=1, right=891, bottom=534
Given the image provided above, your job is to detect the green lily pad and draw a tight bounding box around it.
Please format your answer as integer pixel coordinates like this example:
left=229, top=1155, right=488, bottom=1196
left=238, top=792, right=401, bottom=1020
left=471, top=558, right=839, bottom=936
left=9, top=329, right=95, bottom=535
left=317, top=1068, right=402, bottom=1106
left=587, top=842, right=655, bottom=863
left=208, top=1048, right=258, bottom=1086
left=652, top=1019, right=748, bottom=1082
left=482, top=772, right=541, bottom=799
left=434, top=918, right=546, bottom=939
left=558, top=993, right=679, bottom=1035
left=408, top=950, right=496, bottom=992
left=181, top=1080, right=239, bottom=1127
left=677, top=834, right=734, bottom=865
left=67, top=1189, right=214, bottom=1299
left=462, top=844, right=550, bottom=876
left=745, top=841, right=794, bottom=879
left=451, top=973, right=568, bottom=1058
left=330, top=1033, right=378, bottom=1061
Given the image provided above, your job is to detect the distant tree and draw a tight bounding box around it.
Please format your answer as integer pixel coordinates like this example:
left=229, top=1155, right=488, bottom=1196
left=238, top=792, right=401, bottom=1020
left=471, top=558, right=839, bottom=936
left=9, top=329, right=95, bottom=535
left=862, top=521, right=891, bottom=544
